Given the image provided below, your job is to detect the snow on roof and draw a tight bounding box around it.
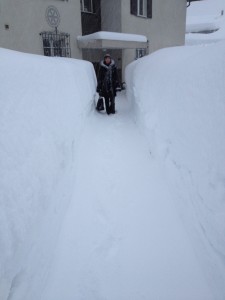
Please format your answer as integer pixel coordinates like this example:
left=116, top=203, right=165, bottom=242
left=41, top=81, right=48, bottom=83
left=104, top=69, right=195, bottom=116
left=186, top=15, right=221, bottom=33
left=77, top=31, right=147, bottom=43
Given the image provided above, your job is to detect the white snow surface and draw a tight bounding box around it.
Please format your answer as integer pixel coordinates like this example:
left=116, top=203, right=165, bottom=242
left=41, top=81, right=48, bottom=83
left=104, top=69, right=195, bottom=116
left=126, top=41, right=225, bottom=299
left=77, top=31, right=147, bottom=42
left=186, top=0, right=225, bottom=44
left=0, top=48, right=96, bottom=299
left=1, top=1, right=225, bottom=299
left=186, top=15, right=221, bottom=33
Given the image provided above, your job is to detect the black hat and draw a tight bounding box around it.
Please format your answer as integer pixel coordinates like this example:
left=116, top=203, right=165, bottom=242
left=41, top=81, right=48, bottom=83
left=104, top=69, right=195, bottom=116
left=104, top=53, right=111, bottom=59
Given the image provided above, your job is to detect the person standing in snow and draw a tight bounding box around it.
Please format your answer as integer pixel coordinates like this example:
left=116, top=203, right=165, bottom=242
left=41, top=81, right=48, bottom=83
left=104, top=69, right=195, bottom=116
left=97, top=53, right=120, bottom=115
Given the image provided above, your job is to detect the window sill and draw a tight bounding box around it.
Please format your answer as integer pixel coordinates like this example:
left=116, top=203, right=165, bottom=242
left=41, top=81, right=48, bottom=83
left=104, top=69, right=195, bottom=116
left=81, top=10, right=95, bottom=15
left=137, top=14, right=148, bottom=19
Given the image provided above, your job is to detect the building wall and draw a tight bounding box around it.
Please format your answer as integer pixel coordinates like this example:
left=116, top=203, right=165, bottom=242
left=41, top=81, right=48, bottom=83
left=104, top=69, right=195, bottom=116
left=101, top=0, right=121, bottom=32
left=0, top=0, right=187, bottom=81
left=81, top=0, right=101, bottom=35
left=121, top=0, right=187, bottom=76
left=0, top=0, right=82, bottom=58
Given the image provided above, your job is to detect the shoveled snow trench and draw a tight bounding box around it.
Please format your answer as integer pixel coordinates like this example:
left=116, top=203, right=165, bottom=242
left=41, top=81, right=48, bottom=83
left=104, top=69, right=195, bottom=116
left=41, top=93, right=213, bottom=300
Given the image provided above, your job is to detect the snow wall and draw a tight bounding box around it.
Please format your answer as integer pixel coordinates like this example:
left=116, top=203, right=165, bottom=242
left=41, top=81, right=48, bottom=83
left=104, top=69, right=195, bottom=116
left=126, top=41, right=225, bottom=298
left=0, top=48, right=96, bottom=299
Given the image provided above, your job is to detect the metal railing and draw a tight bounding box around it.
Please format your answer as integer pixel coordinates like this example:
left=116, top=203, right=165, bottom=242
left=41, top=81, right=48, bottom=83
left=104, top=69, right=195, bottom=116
left=40, top=28, right=71, bottom=58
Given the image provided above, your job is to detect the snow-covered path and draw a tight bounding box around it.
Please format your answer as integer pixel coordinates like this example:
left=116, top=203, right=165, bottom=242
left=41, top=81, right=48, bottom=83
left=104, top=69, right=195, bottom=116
left=41, top=93, right=213, bottom=300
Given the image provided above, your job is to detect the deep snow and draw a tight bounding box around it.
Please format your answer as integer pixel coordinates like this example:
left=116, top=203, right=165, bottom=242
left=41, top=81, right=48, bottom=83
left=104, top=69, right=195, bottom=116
left=126, top=41, right=225, bottom=299
left=40, top=95, right=213, bottom=300
left=186, top=0, right=225, bottom=45
left=0, top=48, right=96, bottom=299
left=1, top=0, right=225, bottom=299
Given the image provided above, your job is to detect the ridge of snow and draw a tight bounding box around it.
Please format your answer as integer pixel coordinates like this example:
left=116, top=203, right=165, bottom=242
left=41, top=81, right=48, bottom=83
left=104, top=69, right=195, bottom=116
left=0, top=48, right=96, bottom=300
left=126, top=41, right=225, bottom=299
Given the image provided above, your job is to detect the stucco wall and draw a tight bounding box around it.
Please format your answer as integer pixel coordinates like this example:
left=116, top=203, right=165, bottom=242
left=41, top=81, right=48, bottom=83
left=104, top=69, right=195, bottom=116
left=101, top=0, right=121, bottom=32
left=0, top=0, right=82, bottom=58
left=121, top=0, right=186, bottom=76
left=121, top=0, right=186, bottom=52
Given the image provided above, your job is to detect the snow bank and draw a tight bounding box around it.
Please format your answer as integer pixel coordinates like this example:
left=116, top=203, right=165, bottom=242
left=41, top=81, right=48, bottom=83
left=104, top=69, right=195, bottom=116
left=186, top=0, right=225, bottom=45
left=187, top=0, right=224, bottom=17
left=186, top=14, right=225, bottom=45
left=0, top=48, right=96, bottom=299
left=126, top=42, right=225, bottom=298
left=186, top=15, right=221, bottom=33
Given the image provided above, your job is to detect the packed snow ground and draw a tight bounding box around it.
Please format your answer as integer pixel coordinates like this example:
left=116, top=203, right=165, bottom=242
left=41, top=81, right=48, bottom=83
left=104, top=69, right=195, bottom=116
left=40, top=95, right=213, bottom=300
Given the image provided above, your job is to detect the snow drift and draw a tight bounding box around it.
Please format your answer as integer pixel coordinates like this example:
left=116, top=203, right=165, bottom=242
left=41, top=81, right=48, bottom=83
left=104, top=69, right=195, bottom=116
left=1, top=6, right=225, bottom=298
left=186, top=0, right=225, bottom=45
left=126, top=41, right=225, bottom=298
left=0, top=48, right=96, bottom=299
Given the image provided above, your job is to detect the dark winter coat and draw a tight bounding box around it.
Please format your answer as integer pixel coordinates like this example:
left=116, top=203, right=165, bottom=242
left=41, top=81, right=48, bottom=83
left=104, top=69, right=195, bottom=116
left=97, top=59, right=120, bottom=97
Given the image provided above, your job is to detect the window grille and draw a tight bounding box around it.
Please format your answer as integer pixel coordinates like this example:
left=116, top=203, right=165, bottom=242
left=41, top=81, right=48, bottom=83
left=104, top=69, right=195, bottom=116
left=136, top=48, right=146, bottom=59
left=40, top=29, right=71, bottom=58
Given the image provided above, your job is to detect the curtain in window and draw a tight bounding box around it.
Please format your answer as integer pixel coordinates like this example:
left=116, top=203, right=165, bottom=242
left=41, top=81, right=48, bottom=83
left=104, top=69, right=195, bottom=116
left=131, top=0, right=138, bottom=15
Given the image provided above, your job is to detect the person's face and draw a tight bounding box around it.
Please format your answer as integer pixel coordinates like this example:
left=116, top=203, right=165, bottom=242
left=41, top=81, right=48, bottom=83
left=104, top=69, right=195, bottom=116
left=105, top=57, right=111, bottom=64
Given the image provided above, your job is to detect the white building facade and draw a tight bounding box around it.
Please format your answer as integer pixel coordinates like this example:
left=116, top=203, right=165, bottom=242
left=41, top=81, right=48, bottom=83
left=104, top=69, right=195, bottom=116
left=0, top=0, right=82, bottom=58
left=0, top=0, right=187, bottom=79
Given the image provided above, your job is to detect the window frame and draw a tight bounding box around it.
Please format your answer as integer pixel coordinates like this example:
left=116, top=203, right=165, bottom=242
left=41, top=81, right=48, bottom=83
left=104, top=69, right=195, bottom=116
left=80, top=0, right=94, bottom=14
left=131, top=0, right=152, bottom=19
left=137, top=0, right=147, bottom=18
left=40, top=30, right=71, bottom=58
left=135, top=48, right=147, bottom=60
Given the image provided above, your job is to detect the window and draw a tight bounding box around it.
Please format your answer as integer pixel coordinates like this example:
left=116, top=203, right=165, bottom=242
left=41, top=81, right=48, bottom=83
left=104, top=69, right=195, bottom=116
left=136, top=48, right=146, bottom=59
left=80, top=0, right=94, bottom=13
left=40, top=30, right=71, bottom=58
left=138, top=0, right=147, bottom=17
left=131, top=0, right=152, bottom=18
